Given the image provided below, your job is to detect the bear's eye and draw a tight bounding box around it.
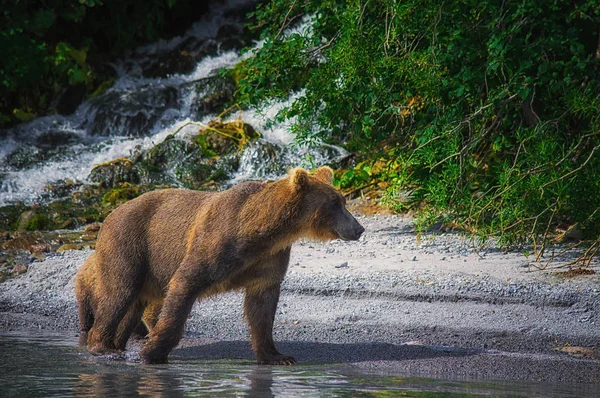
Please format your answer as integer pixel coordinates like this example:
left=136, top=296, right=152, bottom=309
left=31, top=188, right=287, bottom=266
left=329, top=198, right=343, bottom=211
left=327, top=200, right=339, bottom=211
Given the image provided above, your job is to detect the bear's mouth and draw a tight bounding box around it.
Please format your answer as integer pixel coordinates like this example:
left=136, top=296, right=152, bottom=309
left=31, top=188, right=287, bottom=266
left=335, top=230, right=363, bottom=241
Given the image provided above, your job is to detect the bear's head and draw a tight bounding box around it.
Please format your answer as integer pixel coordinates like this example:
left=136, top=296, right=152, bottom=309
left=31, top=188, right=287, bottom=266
left=290, top=167, right=365, bottom=241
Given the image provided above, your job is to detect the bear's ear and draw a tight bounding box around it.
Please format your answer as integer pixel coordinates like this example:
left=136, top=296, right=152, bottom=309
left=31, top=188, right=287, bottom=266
left=290, top=167, right=309, bottom=190
left=312, top=166, right=334, bottom=185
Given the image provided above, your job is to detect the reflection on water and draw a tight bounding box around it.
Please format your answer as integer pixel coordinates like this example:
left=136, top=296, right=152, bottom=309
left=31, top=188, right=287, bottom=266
left=0, top=331, right=596, bottom=397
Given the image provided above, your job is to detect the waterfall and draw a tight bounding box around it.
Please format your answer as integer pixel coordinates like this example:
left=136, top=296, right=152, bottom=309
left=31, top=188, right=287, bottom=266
left=0, top=1, right=347, bottom=207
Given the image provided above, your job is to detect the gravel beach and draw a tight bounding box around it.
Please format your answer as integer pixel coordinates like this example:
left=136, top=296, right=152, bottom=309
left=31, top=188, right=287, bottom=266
left=1, top=214, right=599, bottom=384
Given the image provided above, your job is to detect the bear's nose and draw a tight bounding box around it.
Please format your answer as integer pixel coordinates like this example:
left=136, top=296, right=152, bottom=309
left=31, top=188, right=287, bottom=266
left=355, top=225, right=365, bottom=238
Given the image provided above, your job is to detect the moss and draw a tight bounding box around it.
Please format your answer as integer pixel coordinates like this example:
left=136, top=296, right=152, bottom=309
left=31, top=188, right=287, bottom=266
left=209, top=168, right=228, bottom=182
left=89, top=158, right=140, bottom=188
left=0, top=204, right=28, bottom=231
left=101, top=185, right=142, bottom=206
left=25, top=213, right=50, bottom=231
left=89, top=77, right=116, bottom=99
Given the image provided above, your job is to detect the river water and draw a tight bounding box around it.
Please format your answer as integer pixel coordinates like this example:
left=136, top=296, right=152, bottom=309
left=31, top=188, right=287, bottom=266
left=0, top=331, right=597, bottom=397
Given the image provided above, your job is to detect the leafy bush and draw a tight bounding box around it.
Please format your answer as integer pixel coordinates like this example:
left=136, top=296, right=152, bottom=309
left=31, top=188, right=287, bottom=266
left=236, top=0, right=600, bottom=246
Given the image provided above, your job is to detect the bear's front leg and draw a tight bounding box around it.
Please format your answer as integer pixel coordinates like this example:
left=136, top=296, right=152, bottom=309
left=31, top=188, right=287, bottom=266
left=244, top=281, right=295, bottom=366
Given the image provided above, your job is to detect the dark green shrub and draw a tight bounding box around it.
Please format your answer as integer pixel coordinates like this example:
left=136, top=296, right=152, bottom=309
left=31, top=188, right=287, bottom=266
left=237, top=0, right=600, bottom=245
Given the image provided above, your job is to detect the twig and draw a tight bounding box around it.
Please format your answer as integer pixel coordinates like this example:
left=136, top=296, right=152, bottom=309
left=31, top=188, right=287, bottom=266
left=540, top=143, right=600, bottom=189
left=276, top=0, right=298, bottom=39
left=171, top=121, right=241, bottom=142
left=343, top=180, right=380, bottom=198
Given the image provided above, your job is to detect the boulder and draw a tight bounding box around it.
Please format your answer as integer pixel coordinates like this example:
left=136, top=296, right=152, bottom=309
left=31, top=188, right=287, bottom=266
left=89, top=158, right=140, bottom=188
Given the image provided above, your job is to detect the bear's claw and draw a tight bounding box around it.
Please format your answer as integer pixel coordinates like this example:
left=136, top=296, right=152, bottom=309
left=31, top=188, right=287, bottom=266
left=258, top=355, right=296, bottom=366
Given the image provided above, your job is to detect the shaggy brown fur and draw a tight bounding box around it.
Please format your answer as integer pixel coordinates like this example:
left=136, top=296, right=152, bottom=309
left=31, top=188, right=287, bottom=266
left=74, top=167, right=364, bottom=364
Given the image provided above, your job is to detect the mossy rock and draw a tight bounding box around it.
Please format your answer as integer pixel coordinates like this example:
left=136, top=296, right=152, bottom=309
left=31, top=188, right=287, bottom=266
left=189, top=75, right=236, bottom=119
left=101, top=184, right=143, bottom=206
left=197, top=120, right=260, bottom=154
left=57, top=243, right=85, bottom=252
left=0, top=204, right=27, bottom=231
left=132, top=132, right=236, bottom=188
left=89, top=158, right=140, bottom=188
left=24, top=213, right=50, bottom=231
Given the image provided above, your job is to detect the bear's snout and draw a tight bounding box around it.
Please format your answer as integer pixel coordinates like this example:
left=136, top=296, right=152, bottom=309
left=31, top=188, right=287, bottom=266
left=334, top=209, right=365, bottom=241
left=345, top=222, right=364, bottom=241
left=355, top=224, right=365, bottom=239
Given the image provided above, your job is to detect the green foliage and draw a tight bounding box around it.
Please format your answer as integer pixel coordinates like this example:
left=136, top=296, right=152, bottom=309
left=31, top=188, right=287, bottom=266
left=25, top=214, right=50, bottom=231
left=101, top=185, right=142, bottom=206
left=238, top=0, right=600, bottom=244
left=0, top=0, right=201, bottom=127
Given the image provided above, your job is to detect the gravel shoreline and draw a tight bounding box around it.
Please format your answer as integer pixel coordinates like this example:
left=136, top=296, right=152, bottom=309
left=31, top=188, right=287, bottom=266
left=1, top=214, right=599, bottom=383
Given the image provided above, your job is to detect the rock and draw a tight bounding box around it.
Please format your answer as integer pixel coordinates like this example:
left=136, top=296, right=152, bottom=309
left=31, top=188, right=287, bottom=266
left=101, top=185, right=143, bottom=207
left=35, top=130, right=81, bottom=149
left=143, top=51, right=197, bottom=78
left=84, top=222, right=102, bottom=233
left=1, top=234, right=39, bottom=252
left=216, top=24, right=245, bottom=51
left=189, top=76, right=236, bottom=119
left=11, top=264, right=28, bottom=274
left=4, top=147, right=48, bottom=169
left=42, top=179, right=81, bottom=200
left=80, top=232, right=99, bottom=241
left=553, top=223, right=582, bottom=243
left=335, top=262, right=349, bottom=268
left=133, top=134, right=207, bottom=186
left=57, top=243, right=84, bottom=252
left=16, top=210, right=36, bottom=231
left=85, top=85, right=179, bottom=137
left=0, top=232, right=10, bottom=243
left=89, top=158, right=140, bottom=188
left=53, top=84, right=87, bottom=116
left=31, top=244, right=52, bottom=254
left=31, top=243, right=53, bottom=260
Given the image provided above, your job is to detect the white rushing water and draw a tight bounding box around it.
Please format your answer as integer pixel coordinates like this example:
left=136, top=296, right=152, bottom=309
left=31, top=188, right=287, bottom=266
left=0, top=2, right=345, bottom=206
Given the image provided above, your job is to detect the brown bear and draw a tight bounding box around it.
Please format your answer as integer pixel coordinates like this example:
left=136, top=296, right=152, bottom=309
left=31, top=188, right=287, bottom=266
left=75, top=167, right=364, bottom=364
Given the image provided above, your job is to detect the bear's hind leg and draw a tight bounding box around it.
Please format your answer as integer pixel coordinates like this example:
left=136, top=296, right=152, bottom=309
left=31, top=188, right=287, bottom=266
left=132, top=300, right=163, bottom=339
left=114, top=299, right=146, bottom=350
left=76, top=292, right=94, bottom=347
left=75, top=270, right=94, bottom=347
left=87, top=259, right=145, bottom=355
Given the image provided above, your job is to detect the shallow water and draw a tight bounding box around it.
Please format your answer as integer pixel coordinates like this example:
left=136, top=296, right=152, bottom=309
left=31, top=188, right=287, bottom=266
left=0, top=331, right=596, bottom=397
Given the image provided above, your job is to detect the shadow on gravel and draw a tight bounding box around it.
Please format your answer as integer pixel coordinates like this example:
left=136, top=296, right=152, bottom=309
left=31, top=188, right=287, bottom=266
left=173, top=340, right=480, bottom=363
left=375, top=225, right=415, bottom=236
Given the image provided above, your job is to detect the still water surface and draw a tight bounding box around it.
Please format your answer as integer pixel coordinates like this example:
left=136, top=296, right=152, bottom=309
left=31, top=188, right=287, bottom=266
left=0, top=331, right=595, bottom=397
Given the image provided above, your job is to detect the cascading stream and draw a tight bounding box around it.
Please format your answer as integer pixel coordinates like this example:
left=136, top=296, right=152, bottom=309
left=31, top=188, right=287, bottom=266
left=0, top=0, right=347, bottom=207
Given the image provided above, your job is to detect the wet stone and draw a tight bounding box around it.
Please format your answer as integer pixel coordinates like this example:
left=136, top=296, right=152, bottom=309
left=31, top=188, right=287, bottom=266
left=85, top=85, right=179, bottom=137
left=11, top=264, right=28, bottom=274
left=89, top=158, right=140, bottom=188
left=189, top=76, right=236, bottom=119
left=35, top=130, right=81, bottom=149
left=142, top=51, right=197, bottom=78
